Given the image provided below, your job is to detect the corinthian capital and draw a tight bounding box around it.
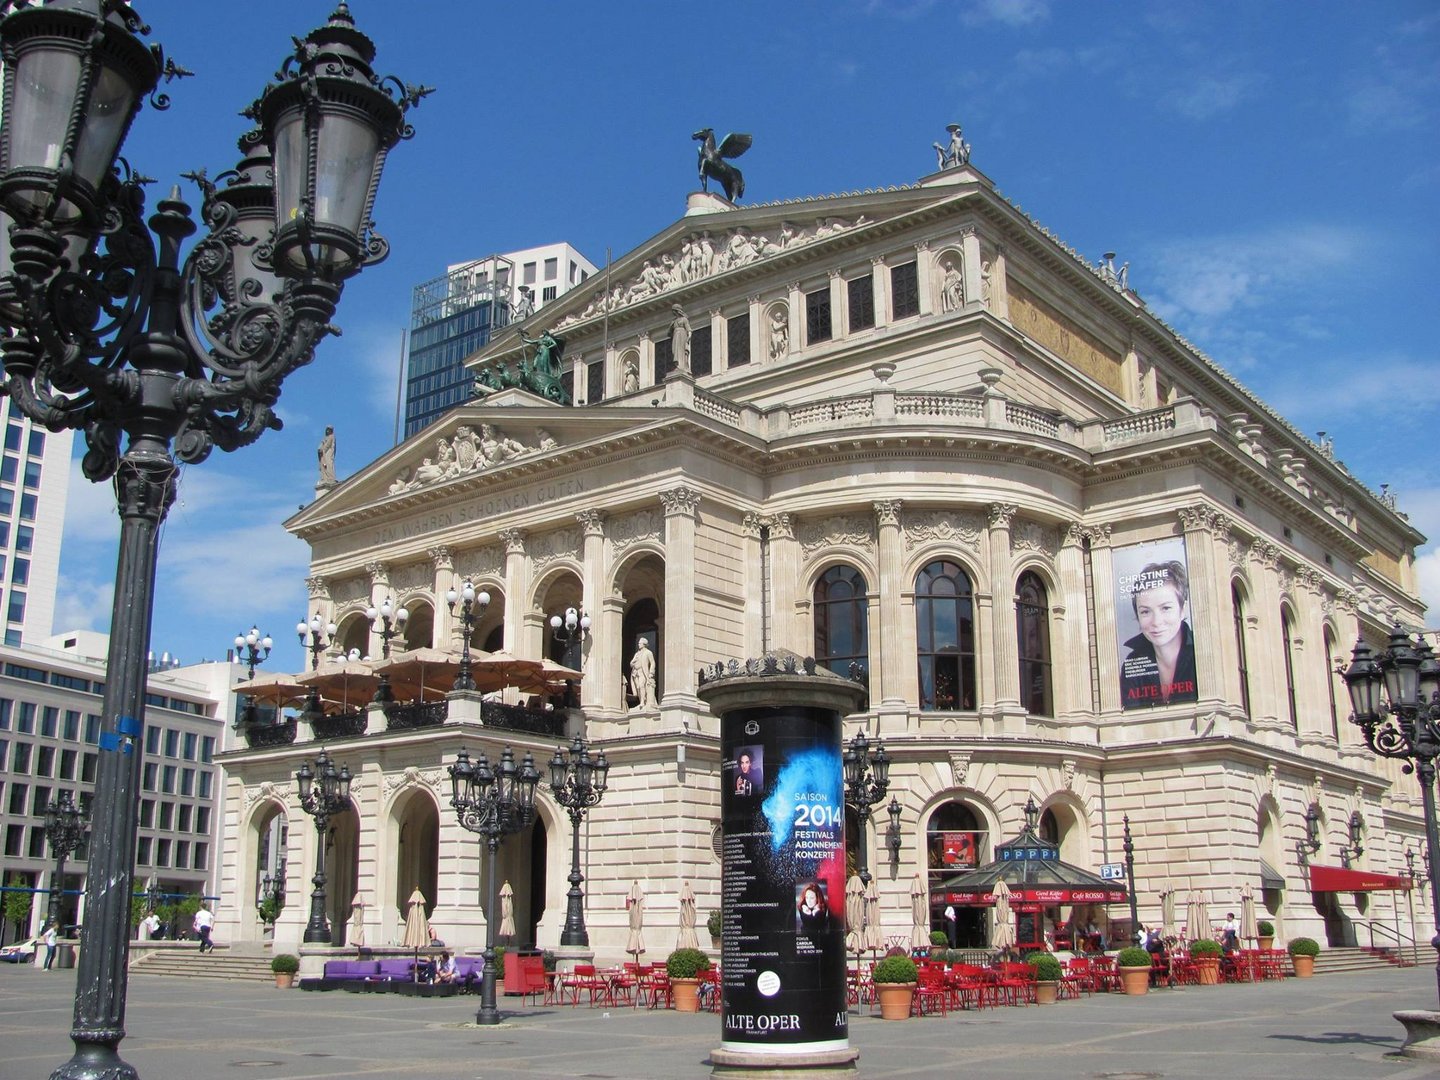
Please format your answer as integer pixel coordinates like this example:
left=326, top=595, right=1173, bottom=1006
left=660, top=486, right=701, bottom=517
left=873, top=500, right=903, bottom=527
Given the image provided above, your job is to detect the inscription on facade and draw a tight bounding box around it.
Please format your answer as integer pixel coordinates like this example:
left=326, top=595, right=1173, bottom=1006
left=371, top=478, right=587, bottom=546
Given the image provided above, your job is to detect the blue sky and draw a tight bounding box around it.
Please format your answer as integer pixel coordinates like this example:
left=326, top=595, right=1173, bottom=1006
left=52, top=0, right=1440, bottom=673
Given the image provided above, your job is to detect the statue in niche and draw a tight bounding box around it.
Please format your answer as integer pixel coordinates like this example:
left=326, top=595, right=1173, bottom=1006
left=693, top=127, right=752, bottom=202
left=669, top=304, right=692, bottom=375
left=317, top=426, right=336, bottom=486
left=980, top=260, right=993, bottom=305
left=768, top=309, right=788, bottom=360
left=629, top=636, right=658, bottom=710
left=940, top=257, right=964, bottom=313
left=622, top=357, right=640, bottom=393
left=933, top=123, right=970, bottom=170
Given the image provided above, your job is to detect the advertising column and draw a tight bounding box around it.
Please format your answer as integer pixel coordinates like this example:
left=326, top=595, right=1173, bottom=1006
left=698, top=655, right=866, bottom=1073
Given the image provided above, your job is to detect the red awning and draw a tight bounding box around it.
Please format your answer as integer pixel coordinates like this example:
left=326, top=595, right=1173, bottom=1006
left=1309, top=865, right=1412, bottom=893
left=935, top=887, right=1126, bottom=906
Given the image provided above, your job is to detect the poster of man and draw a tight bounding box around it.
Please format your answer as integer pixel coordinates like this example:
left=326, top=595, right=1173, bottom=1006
left=731, top=745, right=763, bottom=797
left=1114, top=537, right=1199, bottom=710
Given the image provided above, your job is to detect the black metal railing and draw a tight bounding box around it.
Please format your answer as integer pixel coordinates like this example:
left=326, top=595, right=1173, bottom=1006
left=242, top=720, right=298, bottom=749
left=384, top=700, right=449, bottom=730
left=308, top=711, right=367, bottom=741
left=481, top=699, right=565, bottom=738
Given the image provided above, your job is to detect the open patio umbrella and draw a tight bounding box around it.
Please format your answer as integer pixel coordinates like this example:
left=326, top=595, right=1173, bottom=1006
left=677, top=880, right=699, bottom=950
left=538, top=658, right=585, bottom=687
left=370, top=647, right=462, bottom=702
left=402, top=887, right=430, bottom=983
left=862, top=878, right=884, bottom=955
left=991, top=879, right=1015, bottom=955
left=910, top=874, right=930, bottom=951
left=626, top=880, right=646, bottom=961
left=1161, top=884, right=1177, bottom=940
left=232, top=671, right=307, bottom=707
left=844, top=875, right=865, bottom=955
left=296, top=659, right=381, bottom=710
left=498, top=881, right=516, bottom=940
left=470, top=651, right=546, bottom=693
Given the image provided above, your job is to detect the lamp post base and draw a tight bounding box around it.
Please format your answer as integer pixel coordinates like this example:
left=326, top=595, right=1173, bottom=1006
left=50, top=1039, right=138, bottom=1080
left=1395, top=1010, right=1440, bottom=1061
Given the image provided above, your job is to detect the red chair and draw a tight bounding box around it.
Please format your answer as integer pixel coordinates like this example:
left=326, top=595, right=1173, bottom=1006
left=644, top=970, right=673, bottom=1009
left=913, top=967, right=949, bottom=1016
left=566, top=963, right=611, bottom=1006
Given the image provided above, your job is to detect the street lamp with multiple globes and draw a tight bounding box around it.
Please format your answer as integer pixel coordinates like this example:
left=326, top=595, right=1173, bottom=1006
left=298, top=613, right=339, bottom=671
left=233, top=626, right=273, bottom=729
left=0, top=4, right=425, bottom=1074
left=842, top=730, right=890, bottom=886
left=295, top=749, right=353, bottom=945
left=446, top=580, right=491, bottom=692
left=1343, top=627, right=1440, bottom=1004
left=43, top=792, right=88, bottom=934
left=367, top=597, right=408, bottom=701
left=449, top=746, right=539, bottom=1025
left=547, top=736, right=609, bottom=946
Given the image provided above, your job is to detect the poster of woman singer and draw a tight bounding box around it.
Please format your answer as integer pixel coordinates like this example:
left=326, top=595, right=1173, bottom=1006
left=1114, top=537, right=1199, bottom=709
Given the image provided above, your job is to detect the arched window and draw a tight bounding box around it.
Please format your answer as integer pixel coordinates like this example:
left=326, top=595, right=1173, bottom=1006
left=813, top=565, right=870, bottom=682
left=926, top=801, right=987, bottom=947
left=1324, top=629, right=1342, bottom=743
left=1232, top=584, right=1252, bottom=716
left=1015, top=571, right=1052, bottom=716
left=1281, top=607, right=1299, bottom=729
left=916, top=560, right=976, bottom=711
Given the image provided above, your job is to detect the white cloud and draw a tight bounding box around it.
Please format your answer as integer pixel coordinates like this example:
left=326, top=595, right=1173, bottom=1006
left=962, top=0, right=1049, bottom=27
left=1262, top=353, right=1440, bottom=425
left=1164, top=73, right=1254, bottom=120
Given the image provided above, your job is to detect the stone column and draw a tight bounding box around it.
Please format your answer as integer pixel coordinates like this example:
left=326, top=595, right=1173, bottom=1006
left=428, top=547, right=454, bottom=648
left=961, top=226, right=983, bottom=305
left=747, top=294, right=763, bottom=366
left=1178, top=507, right=1229, bottom=716
left=914, top=240, right=933, bottom=317
left=1056, top=525, right=1092, bottom=725
left=708, top=308, right=722, bottom=375
left=740, top=513, right=767, bottom=656
left=827, top=268, right=844, bottom=340
left=638, top=333, right=654, bottom=388
left=1088, top=526, right=1120, bottom=716
left=874, top=500, right=905, bottom=708
left=577, top=510, right=606, bottom=710
left=787, top=281, right=803, bottom=356
left=500, top=529, right=528, bottom=671
left=988, top=505, right=1022, bottom=730
left=660, top=487, right=702, bottom=708
left=1247, top=538, right=1285, bottom=726
left=871, top=255, right=889, bottom=329
left=366, top=562, right=389, bottom=659
left=992, top=244, right=1010, bottom=320
left=603, top=341, right=618, bottom=399
left=768, top=514, right=801, bottom=653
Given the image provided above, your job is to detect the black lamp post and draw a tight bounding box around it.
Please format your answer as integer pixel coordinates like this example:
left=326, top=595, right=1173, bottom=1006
left=1343, top=627, right=1440, bottom=1004
left=298, top=613, right=339, bottom=671
left=446, top=581, right=491, bottom=692
left=233, top=625, right=273, bottom=729
left=449, top=746, right=539, bottom=1025
left=547, top=736, right=609, bottom=946
left=43, top=792, right=88, bottom=935
left=0, top=6, right=422, bottom=1070
left=548, top=605, right=589, bottom=664
left=367, top=597, right=408, bottom=701
left=843, top=730, right=890, bottom=886
left=295, top=749, right=353, bottom=944
left=1122, top=814, right=1139, bottom=944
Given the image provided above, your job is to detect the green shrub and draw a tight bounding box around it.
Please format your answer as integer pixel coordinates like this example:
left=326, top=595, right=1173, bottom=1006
left=1189, top=938, right=1223, bottom=957
left=1028, top=953, right=1063, bottom=981
left=270, top=953, right=300, bottom=974
left=493, top=945, right=506, bottom=966
left=257, top=894, right=284, bottom=925
left=1257, top=920, right=1275, bottom=937
left=872, top=954, right=918, bottom=984
left=930, top=930, right=949, bottom=947
left=1116, top=946, right=1152, bottom=968
left=1287, top=937, right=1320, bottom=957
left=666, top=947, right=711, bottom=979
left=707, top=910, right=723, bottom=938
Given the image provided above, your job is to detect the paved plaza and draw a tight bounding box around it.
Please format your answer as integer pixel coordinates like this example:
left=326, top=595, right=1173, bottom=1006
left=1, top=964, right=1438, bottom=1080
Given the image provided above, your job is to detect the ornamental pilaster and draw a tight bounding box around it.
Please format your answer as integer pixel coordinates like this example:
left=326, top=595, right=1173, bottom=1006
left=1178, top=506, right=1227, bottom=710
left=1055, top=524, right=1092, bottom=721
left=870, top=255, right=890, bottom=329
left=428, top=547, right=454, bottom=647
left=987, top=504, right=1021, bottom=714
left=501, top=530, right=528, bottom=660
left=576, top=511, right=606, bottom=709
left=914, top=239, right=934, bottom=317
left=661, top=488, right=701, bottom=703
left=874, top=500, right=906, bottom=706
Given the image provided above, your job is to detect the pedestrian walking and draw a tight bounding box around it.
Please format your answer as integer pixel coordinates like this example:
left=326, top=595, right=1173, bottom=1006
left=193, top=904, right=215, bottom=954
left=42, top=922, right=58, bottom=970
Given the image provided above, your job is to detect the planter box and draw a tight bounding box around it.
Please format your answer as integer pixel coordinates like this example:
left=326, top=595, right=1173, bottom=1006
left=672, top=977, right=701, bottom=1012
left=1195, top=956, right=1220, bottom=985
left=1118, top=965, right=1150, bottom=996
left=1035, top=980, right=1059, bottom=1005
left=1291, top=954, right=1315, bottom=978
left=876, top=982, right=915, bottom=1020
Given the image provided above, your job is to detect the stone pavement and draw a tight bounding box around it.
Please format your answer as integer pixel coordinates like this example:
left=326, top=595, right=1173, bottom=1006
left=1, top=964, right=1438, bottom=1080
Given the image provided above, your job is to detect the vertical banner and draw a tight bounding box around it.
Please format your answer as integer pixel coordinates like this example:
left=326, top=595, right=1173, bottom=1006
left=1114, top=537, right=1199, bottom=709
left=719, top=705, right=848, bottom=1053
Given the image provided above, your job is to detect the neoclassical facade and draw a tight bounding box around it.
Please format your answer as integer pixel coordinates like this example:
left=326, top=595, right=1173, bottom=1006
left=216, top=158, right=1427, bottom=959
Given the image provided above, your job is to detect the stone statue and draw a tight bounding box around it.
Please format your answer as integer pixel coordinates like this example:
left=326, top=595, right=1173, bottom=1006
left=536, top=428, right=558, bottom=452
left=629, top=636, right=657, bottom=710
left=940, top=257, right=964, bottom=313
left=388, top=467, right=412, bottom=494
left=768, top=309, right=788, bottom=361
left=512, top=285, right=535, bottom=322
left=480, top=423, right=525, bottom=465
left=693, top=127, right=752, bottom=202
left=933, top=123, right=970, bottom=170
left=669, top=305, right=692, bottom=374
left=413, top=456, right=445, bottom=485
left=622, top=358, right=639, bottom=394
left=317, top=426, right=336, bottom=486
left=520, top=328, right=562, bottom=377
left=980, top=260, right=993, bottom=305
left=453, top=425, right=480, bottom=471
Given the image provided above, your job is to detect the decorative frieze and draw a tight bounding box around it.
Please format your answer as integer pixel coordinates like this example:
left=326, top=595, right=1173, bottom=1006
left=243, top=781, right=283, bottom=814
left=610, top=509, right=661, bottom=551
left=390, top=561, right=431, bottom=592
left=383, top=766, right=444, bottom=802
left=529, top=526, right=582, bottom=569
left=1011, top=520, right=1057, bottom=557
left=388, top=423, right=554, bottom=494
left=330, top=575, right=370, bottom=605
left=796, top=513, right=875, bottom=557
left=903, top=510, right=984, bottom=552
left=455, top=545, right=504, bottom=580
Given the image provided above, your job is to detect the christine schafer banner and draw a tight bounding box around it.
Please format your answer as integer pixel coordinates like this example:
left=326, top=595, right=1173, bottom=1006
left=1114, top=537, right=1199, bottom=710
left=720, top=707, right=847, bottom=1052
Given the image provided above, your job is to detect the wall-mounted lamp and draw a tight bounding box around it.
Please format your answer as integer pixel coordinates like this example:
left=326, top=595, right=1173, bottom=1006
left=1339, top=810, right=1365, bottom=868
left=1297, top=802, right=1322, bottom=864
left=885, top=796, right=903, bottom=869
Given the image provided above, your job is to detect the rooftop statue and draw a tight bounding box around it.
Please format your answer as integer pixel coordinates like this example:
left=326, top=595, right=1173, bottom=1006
left=933, top=123, right=970, bottom=170
left=473, top=328, right=570, bottom=404
left=693, top=127, right=752, bottom=203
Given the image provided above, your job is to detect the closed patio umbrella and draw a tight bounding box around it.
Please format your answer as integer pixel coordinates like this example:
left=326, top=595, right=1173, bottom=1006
left=1184, top=892, right=1202, bottom=943
left=626, top=880, right=646, bottom=961
left=991, top=879, right=1015, bottom=955
left=910, top=874, right=930, bottom=951
left=862, top=879, right=883, bottom=955
left=1239, top=886, right=1258, bottom=945
left=348, top=893, right=366, bottom=948
left=1194, top=895, right=1211, bottom=943
left=677, top=880, right=699, bottom=950
left=844, top=875, right=865, bottom=955
left=1161, top=884, right=1177, bottom=940
left=499, top=881, right=516, bottom=940
left=402, top=887, right=429, bottom=983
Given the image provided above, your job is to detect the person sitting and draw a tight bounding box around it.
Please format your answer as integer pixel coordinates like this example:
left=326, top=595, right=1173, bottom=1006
left=435, top=951, right=458, bottom=985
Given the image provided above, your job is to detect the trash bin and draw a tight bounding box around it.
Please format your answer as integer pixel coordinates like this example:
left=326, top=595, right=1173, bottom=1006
left=56, top=943, right=77, bottom=969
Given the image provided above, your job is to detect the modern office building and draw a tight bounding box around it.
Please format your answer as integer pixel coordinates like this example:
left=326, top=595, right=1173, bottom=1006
left=405, top=243, right=597, bottom=438
left=217, top=148, right=1426, bottom=962
left=0, top=631, right=239, bottom=944
left=0, top=400, right=72, bottom=647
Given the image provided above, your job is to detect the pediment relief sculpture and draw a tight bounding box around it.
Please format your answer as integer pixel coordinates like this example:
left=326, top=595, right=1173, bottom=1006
left=388, top=423, right=557, bottom=494
left=554, top=216, right=873, bottom=331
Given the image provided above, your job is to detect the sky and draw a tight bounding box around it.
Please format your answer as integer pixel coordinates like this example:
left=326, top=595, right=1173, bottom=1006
left=48, top=0, right=1440, bottom=674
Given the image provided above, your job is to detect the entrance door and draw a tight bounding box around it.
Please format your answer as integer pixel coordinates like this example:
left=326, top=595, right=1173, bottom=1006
left=1312, top=890, right=1353, bottom=947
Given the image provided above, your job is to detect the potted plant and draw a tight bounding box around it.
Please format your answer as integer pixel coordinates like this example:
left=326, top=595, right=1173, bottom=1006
left=707, top=910, right=723, bottom=948
left=929, top=930, right=948, bottom=949
left=871, top=953, right=918, bottom=1020
left=271, top=953, right=300, bottom=990
left=1189, top=938, right=1223, bottom=985
left=1028, top=951, right=1063, bottom=1004
left=1288, top=936, right=1320, bottom=978
left=666, top=947, right=711, bottom=1012
left=1116, top=946, right=1152, bottom=996
left=1257, top=920, right=1275, bottom=950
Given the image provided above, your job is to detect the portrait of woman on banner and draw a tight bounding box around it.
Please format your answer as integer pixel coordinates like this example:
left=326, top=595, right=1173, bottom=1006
left=1119, top=558, right=1198, bottom=709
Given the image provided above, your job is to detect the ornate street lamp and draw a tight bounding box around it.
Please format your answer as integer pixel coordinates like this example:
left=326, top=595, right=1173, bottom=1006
left=449, top=746, right=539, bottom=1025
left=1343, top=627, right=1440, bottom=1004
left=1297, top=802, right=1322, bottom=864
left=1122, top=814, right=1140, bottom=945
left=446, top=580, right=491, bottom=692
left=842, top=729, right=890, bottom=886
left=233, top=625, right=273, bottom=730
left=367, top=597, right=408, bottom=701
left=43, top=792, right=88, bottom=935
left=295, top=749, right=353, bottom=944
left=1339, top=810, right=1366, bottom=869
left=547, top=736, right=609, bottom=946
left=298, top=613, right=339, bottom=671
